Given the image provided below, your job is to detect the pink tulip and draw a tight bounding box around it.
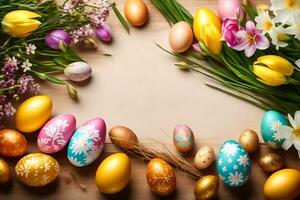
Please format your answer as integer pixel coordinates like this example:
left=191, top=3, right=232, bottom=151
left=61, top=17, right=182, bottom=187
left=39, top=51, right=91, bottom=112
left=217, top=0, right=245, bottom=19
left=222, top=18, right=244, bottom=48
left=232, top=21, right=270, bottom=57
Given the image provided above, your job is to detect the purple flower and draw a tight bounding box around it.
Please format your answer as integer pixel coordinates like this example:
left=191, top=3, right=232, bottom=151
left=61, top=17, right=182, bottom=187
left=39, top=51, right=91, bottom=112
left=2, top=56, right=18, bottom=76
left=232, top=21, right=270, bottom=57
left=17, top=75, right=39, bottom=95
left=222, top=18, right=244, bottom=47
left=45, top=29, right=72, bottom=50
left=95, top=23, right=112, bottom=42
left=70, top=24, right=94, bottom=44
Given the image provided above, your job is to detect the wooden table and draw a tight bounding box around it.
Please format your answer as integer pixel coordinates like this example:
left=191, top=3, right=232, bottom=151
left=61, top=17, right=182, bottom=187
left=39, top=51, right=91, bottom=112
left=3, top=0, right=300, bottom=199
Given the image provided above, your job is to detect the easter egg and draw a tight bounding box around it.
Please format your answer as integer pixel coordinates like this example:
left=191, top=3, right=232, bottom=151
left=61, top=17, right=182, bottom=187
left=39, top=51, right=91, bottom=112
left=146, top=158, right=176, bottom=196
left=0, top=159, right=11, bottom=183
left=67, top=118, right=106, bottom=167
left=169, top=21, right=193, bottom=53
left=217, top=0, right=245, bottom=19
left=95, top=153, right=131, bottom=194
left=173, top=124, right=194, bottom=152
left=261, top=110, right=288, bottom=149
left=38, top=114, right=76, bottom=154
left=15, top=95, right=53, bottom=133
left=239, top=129, right=259, bottom=154
left=194, top=145, right=215, bottom=170
left=109, top=126, right=138, bottom=149
left=216, top=140, right=251, bottom=188
left=264, top=169, right=300, bottom=200
left=0, top=129, right=27, bottom=157
left=194, top=175, right=219, bottom=200
left=259, top=153, right=284, bottom=173
left=15, top=153, right=59, bottom=187
left=125, top=0, right=148, bottom=26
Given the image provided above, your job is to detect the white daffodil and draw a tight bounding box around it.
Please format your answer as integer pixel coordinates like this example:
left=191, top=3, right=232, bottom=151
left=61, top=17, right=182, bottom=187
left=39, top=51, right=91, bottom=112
left=270, top=0, right=300, bottom=25
left=278, top=111, right=300, bottom=158
left=255, top=10, right=275, bottom=34
left=295, top=58, right=300, bottom=68
left=284, top=21, right=300, bottom=41
left=268, top=26, right=289, bottom=50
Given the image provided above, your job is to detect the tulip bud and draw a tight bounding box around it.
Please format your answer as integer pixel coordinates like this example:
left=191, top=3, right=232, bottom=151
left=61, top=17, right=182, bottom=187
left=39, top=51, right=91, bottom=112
left=193, top=8, right=222, bottom=55
left=45, top=29, right=72, bottom=50
left=252, top=55, right=294, bottom=86
left=2, top=10, right=41, bottom=37
left=95, top=23, right=113, bottom=42
left=64, top=62, right=92, bottom=82
left=66, top=83, right=78, bottom=100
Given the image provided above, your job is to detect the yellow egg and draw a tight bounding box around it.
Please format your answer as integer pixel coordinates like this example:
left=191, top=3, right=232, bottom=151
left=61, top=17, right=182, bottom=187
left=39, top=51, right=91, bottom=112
left=169, top=21, right=193, bottom=53
left=0, top=159, right=11, bottom=183
left=125, top=0, right=148, bottom=26
left=15, top=153, right=59, bottom=187
left=264, top=169, right=300, bottom=200
left=194, top=175, right=219, bottom=200
left=15, top=95, right=53, bottom=133
left=95, top=153, right=131, bottom=194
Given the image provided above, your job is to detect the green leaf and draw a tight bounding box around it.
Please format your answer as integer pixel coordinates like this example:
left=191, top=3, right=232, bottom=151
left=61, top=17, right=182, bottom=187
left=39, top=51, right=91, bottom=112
left=112, top=2, right=130, bottom=33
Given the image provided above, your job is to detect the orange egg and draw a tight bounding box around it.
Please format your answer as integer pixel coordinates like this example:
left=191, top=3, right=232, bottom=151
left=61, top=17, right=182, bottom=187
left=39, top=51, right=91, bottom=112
left=169, top=21, right=193, bottom=53
left=125, top=0, right=148, bottom=26
left=146, top=158, right=176, bottom=196
left=0, top=129, right=27, bottom=157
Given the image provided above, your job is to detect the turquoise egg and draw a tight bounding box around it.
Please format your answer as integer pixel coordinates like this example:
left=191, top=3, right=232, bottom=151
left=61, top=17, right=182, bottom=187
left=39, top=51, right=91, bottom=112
left=261, top=110, right=288, bottom=149
left=217, top=140, right=251, bottom=188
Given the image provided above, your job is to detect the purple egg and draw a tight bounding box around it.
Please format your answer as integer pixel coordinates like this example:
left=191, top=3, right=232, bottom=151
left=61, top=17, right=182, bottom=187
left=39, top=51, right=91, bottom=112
left=45, top=29, right=72, bottom=49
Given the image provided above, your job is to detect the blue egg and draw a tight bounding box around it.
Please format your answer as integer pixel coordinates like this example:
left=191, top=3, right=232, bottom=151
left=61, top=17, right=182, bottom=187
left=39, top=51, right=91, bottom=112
left=217, top=140, right=251, bottom=188
left=261, top=110, right=288, bottom=149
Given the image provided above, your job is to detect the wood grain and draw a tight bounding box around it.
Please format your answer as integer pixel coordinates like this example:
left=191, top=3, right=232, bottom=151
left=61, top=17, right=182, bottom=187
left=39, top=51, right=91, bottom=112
left=3, top=0, right=300, bottom=200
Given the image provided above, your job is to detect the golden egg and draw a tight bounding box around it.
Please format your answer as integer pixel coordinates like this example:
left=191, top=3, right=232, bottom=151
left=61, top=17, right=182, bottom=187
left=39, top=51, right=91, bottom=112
left=109, top=126, right=138, bottom=149
left=259, top=153, right=284, bottom=173
left=146, top=158, right=176, bottom=196
left=0, top=159, right=11, bottom=183
left=169, top=21, right=193, bottom=53
left=194, top=146, right=215, bottom=170
left=15, top=153, right=59, bottom=187
left=239, top=129, right=259, bottom=153
left=125, top=0, right=148, bottom=26
left=15, top=95, right=53, bottom=133
left=264, top=169, right=300, bottom=200
left=194, top=175, right=219, bottom=200
left=0, top=129, right=27, bottom=157
left=96, top=153, right=131, bottom=194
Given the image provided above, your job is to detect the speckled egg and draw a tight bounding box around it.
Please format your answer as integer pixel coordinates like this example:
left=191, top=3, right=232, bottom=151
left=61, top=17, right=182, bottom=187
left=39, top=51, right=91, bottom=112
left=173, top=124, right=194, bottom=152
left=217, top=140, right=251, bottom=188
left=261, top=110, right=288, bottom=149
left=67, top=118, right=106, bottom=167
left=38, top=114, right=76, bottom=154
left=15, top=153, right=59, bottom=187
left=0, top=129, right=27, bottom=157
left=194, top=146, right=215, bottom=170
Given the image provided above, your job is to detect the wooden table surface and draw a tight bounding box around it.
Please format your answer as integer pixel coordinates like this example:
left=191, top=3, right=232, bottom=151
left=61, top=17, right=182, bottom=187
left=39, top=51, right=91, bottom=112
left=3, top=0, right=300, bottom=199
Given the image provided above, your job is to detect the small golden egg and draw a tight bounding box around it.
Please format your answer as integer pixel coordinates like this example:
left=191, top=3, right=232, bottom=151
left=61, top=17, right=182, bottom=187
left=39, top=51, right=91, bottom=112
left=125, top=0, right=148, bottom=27
left=194, top=175, right=219, bottom=200
left=264, top=169, right=300, bottom=200
left=146, top=158, right=176, bottom=196
left=0, top=159, right=11, bottom=183
left=259, top=153, right=284, bottom=173
left=109, top=126, right=138, bottom=149
left=0, top=129, right=27, bottom=157
left=239, top=129, right=259, bottom=153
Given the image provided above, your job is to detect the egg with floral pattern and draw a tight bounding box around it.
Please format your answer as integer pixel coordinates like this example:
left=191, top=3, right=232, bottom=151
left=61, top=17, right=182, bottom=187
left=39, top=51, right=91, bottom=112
left=15, top=153, right=59, bottom=187
left=173, top=124, right=194, bottom=152
left=38, top=114, right=76, bottom=154
left=261, top=110, right=288, bottom=149
left=217, top=140, right=251, bottom=188
left=67, top=118, right=106, bottom=167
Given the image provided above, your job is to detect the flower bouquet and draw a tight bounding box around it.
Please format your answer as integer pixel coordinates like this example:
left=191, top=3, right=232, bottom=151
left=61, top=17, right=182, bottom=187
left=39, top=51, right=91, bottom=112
left=151, top=0, right=300, bottom=114
left=0, top=0, right=127, bottom=123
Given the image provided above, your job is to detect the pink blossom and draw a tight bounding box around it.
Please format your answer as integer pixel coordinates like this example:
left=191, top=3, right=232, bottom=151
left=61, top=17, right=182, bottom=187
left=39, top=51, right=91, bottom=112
left=232, top=21, right=270, bottom=57
left=222, top=18, right=244, bottom=48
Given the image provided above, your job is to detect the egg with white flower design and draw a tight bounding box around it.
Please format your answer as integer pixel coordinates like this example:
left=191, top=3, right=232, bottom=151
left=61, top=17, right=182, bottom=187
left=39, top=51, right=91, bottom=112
left=261, top=110, right=288, bottom=149
left=67, top=118, right=106, bottom=167
left=217, top=140, right=251, bottom=188
left=38, top=114, right=76, bottom=154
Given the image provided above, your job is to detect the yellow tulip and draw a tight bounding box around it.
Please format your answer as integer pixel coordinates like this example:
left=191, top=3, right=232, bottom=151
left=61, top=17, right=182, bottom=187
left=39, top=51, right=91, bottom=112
left=252, top=55, right=294, bottom=86
left=2, top=10, right=41, bottom=38
left=193, top=8, right=222, bottom=54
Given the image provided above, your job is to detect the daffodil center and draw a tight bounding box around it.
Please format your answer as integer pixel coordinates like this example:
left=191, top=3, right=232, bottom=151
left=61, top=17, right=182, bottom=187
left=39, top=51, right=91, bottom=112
left=293, top=129, right=300, bottom=140
left=263, top=20, right=273, bottom=31
left=285, top=0, right=298, bottom=9
left=278, top=33, right=290, bottom=41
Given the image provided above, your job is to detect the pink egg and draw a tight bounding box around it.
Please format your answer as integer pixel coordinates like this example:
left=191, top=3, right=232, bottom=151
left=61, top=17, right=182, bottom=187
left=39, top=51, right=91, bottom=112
left=37, top=114, right=76, bottom=154
left=217, top=0, right=245, bottom=19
